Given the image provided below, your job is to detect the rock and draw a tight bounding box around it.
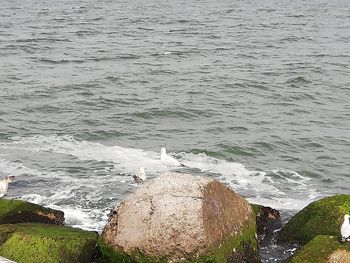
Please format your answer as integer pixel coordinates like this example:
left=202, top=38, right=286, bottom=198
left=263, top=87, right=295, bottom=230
left=0, top=223, right=98, bottom=263
left=100, top=173, right=259, bottom=263
left=286, top=235, right=350, bottom=263
left=251, top=204, right=281, bottom=244
left=0, top=199, right=64, bottom=225
left=280, top=194, right=350, bottom=244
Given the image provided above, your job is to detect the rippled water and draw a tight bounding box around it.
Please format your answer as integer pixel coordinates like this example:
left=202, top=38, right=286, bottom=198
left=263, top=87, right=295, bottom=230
left=1, top=0, right=350, bottom=261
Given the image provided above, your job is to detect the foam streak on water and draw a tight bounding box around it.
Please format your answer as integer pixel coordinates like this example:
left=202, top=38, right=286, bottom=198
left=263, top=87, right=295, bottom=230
left=0, top=135, right=323, bottom=231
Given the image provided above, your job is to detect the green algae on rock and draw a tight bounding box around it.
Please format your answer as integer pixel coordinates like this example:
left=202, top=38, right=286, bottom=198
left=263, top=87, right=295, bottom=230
left=286, top=235, right=350, bottom=263
left=0, top=199, right=64, bottom=225
left=97, top=238, right=258, bottom=263
left=280, top=194, right=350, bottom=244
left=0, top=225, right=17, bottom=246
left=0, top=223, right=98, bottom=263
left=96, top=239, right=165, bottom=263
left=98, top=222, right=258, bottom=263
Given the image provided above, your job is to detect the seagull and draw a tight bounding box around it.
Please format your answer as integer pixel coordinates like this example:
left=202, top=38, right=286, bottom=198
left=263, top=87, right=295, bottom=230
left=341, top=214, right=350, bottom=242
left=0, top=176, right=15, bottom=198
left=133, top=167, right=146, bottom=183
left=160, top=147, right=185, bottom=171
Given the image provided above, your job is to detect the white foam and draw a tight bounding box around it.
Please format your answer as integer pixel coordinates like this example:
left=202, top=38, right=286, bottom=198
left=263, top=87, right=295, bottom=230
left=0, top=135, right=322, bottom=230
left=0, top=135, right=161, bottom=174
left=0, top=156, right=121, bottom=232
left=0, top=156, right=128, bottom=184
left=19, top=193, right=47, bottom=204
left=1, top=136, right=287, bottom=198
left=0, top=157, right=40, bottom=177
left=0, top=155, right=74, bottom=182
left=181, top=151, right=259, bottom=177
left=19, top=186, right=110, bottom=232
left=179, top=152, right=304, bottom=199
left=49, top=205, right=107, bottom=232
left=246, top=196, right=314, bottom=211
left=1, top=135, right=270, bottom=180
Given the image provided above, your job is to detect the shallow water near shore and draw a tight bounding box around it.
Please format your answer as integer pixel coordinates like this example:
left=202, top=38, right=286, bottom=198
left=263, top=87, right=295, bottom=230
left=1, top=0, right=350, bottom=261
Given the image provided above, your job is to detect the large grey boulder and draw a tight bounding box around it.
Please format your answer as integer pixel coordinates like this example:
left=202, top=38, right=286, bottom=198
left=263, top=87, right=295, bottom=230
left=100, top=173, right=258, bottom=263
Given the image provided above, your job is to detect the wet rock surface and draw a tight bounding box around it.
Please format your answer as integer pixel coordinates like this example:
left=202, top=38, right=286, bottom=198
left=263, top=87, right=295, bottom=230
left=0, top=199, right=64, bottom=225
left=251, top=204, right=282, bottom=245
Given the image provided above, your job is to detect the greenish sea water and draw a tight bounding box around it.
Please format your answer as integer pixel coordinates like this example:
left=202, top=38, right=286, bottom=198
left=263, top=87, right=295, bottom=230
left=0, top=0, right=349, bottom=261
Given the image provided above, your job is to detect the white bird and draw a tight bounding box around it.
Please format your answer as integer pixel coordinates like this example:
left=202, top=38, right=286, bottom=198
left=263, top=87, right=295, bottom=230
left=133, top=167, right=146, bottom=183
left=0, top=176, right=15, bottom=198
left=341, top=214, right=350, bottom=242
left=160, top=147, right=185, bottom=171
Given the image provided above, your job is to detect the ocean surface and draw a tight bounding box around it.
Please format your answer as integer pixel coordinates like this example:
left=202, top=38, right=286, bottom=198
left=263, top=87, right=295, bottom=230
left=0, top=0, right=349, bottom=261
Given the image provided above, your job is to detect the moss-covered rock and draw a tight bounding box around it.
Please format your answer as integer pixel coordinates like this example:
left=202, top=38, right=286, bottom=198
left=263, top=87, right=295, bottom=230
left=0, top=223, right=98, bottom=263
left=0, top=224, right=17, bottom=245
left=280, top=194, right=350, bottom=244
left=0, top=199, right=64, bottom=225
left=285, top=235, right=350, bottom=263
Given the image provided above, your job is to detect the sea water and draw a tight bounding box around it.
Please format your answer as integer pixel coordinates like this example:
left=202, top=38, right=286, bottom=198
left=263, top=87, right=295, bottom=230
left=0, top=0, right=349, bottom=261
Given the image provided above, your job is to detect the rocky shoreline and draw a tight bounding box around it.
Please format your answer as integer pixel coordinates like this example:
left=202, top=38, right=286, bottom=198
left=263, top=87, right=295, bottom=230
left=0, top=172, right=349, bottom=263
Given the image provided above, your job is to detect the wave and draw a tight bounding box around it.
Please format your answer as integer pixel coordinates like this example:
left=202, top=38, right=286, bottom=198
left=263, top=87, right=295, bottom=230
left=20, top=193, right=109, bottom=232
left=0, top=135, right=322, bottom=231
left=0, top=157, right=126, bottom=232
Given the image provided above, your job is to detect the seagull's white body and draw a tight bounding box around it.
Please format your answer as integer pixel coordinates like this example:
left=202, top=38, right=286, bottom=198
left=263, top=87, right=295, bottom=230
left=341, top=214, right=350, bottom=242
left=133, top=167, right=146, bottom=183
left=0, top=176, right=15, bottom=198
left=137, top=167, right=146, bottom=181
left=160, top=148, right=184, bottom=170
